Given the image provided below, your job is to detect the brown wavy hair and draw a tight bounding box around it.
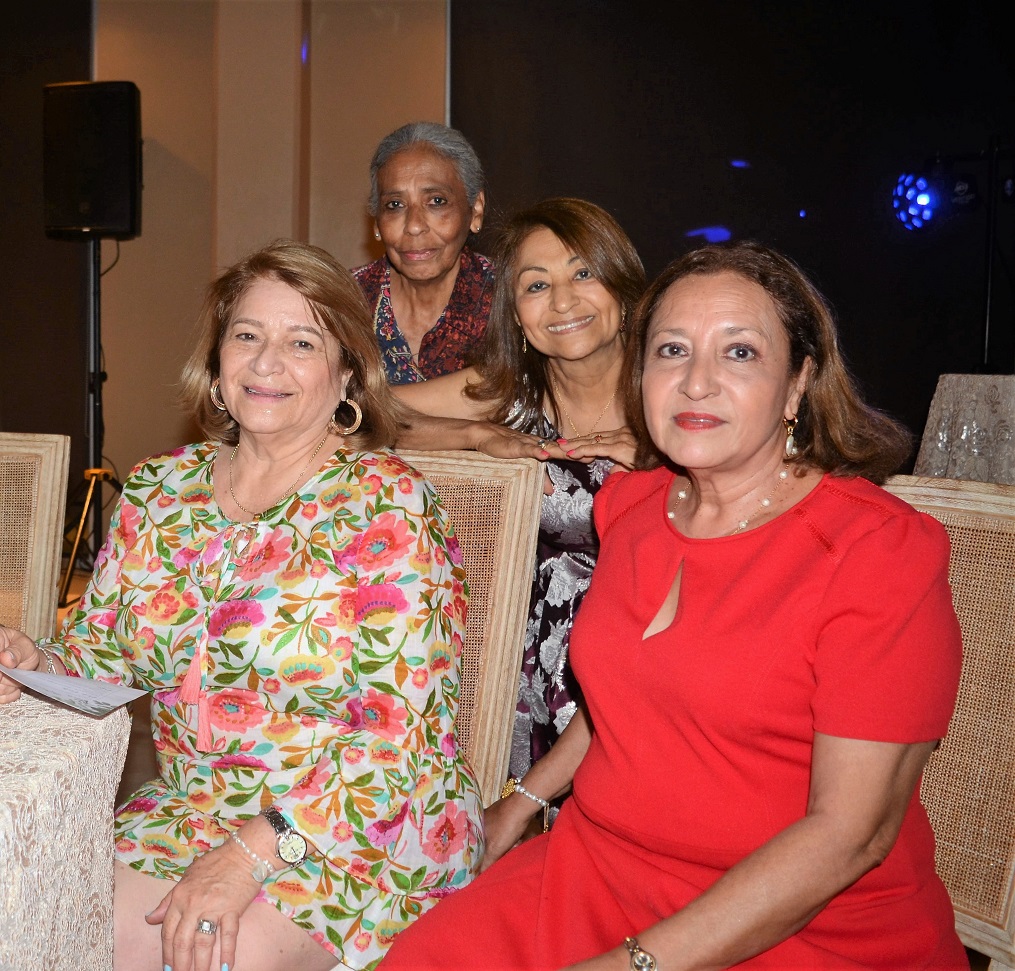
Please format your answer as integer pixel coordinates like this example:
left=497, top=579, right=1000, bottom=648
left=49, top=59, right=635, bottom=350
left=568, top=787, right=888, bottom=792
left=180, top=239, right=405, bottom=449
left=464, top=197, right=647, bottom=431
left=626, top=240, right=912, bottom=482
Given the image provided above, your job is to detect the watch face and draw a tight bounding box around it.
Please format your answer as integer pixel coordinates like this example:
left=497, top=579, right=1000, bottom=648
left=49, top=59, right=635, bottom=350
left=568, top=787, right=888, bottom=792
left=277, top=829, right=307, bottom=865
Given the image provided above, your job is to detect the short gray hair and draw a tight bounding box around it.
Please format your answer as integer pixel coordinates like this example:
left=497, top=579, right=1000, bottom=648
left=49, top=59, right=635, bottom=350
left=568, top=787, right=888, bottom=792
left=368, top=121, right=485, bottom=216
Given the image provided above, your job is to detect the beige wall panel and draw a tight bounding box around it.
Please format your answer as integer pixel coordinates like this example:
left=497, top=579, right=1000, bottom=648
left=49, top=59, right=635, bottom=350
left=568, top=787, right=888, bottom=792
left=95, top=1, right=217, bottom=479
left=309, top=0, right=447, bottom=272
left=216, top=1, right=306, bottom=269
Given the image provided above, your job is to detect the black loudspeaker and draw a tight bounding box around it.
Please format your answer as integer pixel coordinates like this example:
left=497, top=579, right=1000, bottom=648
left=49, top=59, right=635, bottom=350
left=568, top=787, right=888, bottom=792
left=43, top=80, right=142, bottom=240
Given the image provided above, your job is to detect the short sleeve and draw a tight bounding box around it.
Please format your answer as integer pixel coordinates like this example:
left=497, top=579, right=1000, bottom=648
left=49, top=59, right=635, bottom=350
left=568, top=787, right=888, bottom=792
left=591, top=466, right=633, bottom=540
left=812, top=509, right=962, bottom=742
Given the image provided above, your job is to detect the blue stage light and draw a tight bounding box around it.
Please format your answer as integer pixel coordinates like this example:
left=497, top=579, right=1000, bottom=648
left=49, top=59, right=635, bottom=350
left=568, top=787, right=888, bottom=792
left=893, top=173, right=937, bottom=230
left=685, top=226, right=732, bottom=243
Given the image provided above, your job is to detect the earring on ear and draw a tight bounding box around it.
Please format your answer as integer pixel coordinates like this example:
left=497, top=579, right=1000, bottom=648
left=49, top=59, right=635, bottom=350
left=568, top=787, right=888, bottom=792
left=374, top=231, right=381, bottom=240
left=522, top=333, right=528, bottom=354
left=210, top=379, right=227, bottom=412
left=620, top=307, right=628, bottom=333
left=783, top=417, right=799, bottom=458
left=329, top=399, right=363, bottom=436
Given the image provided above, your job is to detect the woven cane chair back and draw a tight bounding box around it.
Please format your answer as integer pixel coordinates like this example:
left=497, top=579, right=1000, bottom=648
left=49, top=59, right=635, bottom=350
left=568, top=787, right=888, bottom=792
left=0, top=433, right=70, bottom=640
left=885, top=474, right=1015, bottom=970
left=399, top=450, right=543, bottom=807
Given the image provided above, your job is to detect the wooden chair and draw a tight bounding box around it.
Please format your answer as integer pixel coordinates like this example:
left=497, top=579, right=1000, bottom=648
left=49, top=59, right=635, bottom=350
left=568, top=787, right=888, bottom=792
left=0, top=433, right=71, bottom=639
left=884, top=474, right=1015, bottom=971
left=399, top=450, right=543, bottom=807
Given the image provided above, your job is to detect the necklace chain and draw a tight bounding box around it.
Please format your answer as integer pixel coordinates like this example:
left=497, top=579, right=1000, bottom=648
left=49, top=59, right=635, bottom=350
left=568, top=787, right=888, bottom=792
left=667, top=465, right=790, bottom=536
left=549, top=376, right=617, bottom=439
left=228, top=435, right=329, bottom=522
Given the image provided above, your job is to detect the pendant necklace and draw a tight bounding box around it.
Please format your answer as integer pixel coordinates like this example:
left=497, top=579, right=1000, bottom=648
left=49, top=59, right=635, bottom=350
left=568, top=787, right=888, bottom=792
left=228, top=434, right=329, bottom=521
left=667, top=465, right=790, bottom=535
left=550, top=376, right=617, bottom=438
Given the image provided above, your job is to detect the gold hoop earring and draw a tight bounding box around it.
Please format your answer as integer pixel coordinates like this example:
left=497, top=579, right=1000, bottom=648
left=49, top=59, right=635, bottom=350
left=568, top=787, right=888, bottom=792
left=210, top=379, right=227, bottom=412
left=329, top=399, right=363, bottom=436
left=783, top=417, right=799, bottom=457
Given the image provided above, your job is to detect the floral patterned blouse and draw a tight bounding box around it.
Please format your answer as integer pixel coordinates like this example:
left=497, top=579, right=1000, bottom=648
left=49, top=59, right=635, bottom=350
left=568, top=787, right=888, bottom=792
left=43, top=442, right=484, bottom=970
left=354, top=248, right=494, bottom=384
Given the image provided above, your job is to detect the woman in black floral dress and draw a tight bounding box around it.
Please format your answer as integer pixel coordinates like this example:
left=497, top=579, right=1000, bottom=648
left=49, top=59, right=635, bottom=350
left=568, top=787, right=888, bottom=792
left=394, top=198, right=647, bottom=809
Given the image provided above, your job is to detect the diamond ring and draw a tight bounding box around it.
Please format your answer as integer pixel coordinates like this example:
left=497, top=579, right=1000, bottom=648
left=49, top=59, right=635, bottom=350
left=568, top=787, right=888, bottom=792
left=196, top=918, right=218, bottom=935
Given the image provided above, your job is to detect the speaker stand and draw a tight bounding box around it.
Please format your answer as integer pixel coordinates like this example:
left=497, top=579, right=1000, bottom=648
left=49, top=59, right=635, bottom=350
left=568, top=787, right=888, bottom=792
left=60, top=237, right=123, bottom=607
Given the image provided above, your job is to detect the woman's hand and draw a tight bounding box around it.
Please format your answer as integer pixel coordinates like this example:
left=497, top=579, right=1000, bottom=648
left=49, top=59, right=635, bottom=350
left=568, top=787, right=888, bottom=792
left=0, top=626, right=42, bottom=704
left=469, top=423, right=569, bottom=461
left=555, top=426, right=638, bottom=470
left=480, top=793, right=545, bottom=873
left=145, top=836, right=264, bottom=971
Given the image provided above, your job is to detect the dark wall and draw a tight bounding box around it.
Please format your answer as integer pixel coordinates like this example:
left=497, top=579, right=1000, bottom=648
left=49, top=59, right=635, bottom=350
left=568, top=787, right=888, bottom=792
left=2, top=2, right=92, bottom=489
left=450, top=1, right=1015, bottom=470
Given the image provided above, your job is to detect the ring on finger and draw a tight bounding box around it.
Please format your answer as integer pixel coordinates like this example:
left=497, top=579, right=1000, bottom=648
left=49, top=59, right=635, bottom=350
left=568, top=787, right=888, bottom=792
left=537, top=439, right=550, bottom=450
left=196, top=918, right=218, bottom=935
left=594, top=434, right=603, bottom=444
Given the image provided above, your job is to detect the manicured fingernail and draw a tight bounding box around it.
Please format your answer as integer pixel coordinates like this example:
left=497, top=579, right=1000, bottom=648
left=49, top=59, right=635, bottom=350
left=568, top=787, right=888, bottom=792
left=566, top=450, right=577, bottom=458
left=165, top=965, right=173, bottom=971
left=556, top=438, right=567, bottom=445
left=222, top=964, right=230, bottom=971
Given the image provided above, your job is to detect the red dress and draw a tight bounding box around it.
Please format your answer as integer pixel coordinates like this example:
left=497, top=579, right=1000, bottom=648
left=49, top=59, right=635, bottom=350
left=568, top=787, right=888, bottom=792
left=382, top=470, right=968, bottom=970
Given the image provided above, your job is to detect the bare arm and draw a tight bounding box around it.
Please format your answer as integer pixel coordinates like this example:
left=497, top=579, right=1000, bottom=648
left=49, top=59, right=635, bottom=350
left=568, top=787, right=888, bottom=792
left=393, top=367, right=568, bottom=460
left=392, top=366, right=488, bottom=420
left=481, top=706, right=593, bottom=871
left=565, top=733, right=937, bottom=970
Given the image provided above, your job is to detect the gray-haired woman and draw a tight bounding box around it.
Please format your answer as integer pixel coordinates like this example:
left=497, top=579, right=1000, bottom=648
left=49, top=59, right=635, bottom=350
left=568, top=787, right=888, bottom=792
left=354, top=120, right=494, bottom=384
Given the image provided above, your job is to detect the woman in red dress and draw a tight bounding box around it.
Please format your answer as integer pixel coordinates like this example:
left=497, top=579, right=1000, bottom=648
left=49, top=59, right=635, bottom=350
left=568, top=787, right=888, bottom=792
left=380, top=241, right=968, bottom=970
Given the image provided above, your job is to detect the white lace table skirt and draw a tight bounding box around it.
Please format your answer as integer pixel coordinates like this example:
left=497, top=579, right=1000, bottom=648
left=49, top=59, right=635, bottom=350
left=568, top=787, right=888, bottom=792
left=0, top=694, right=130, bottom=971
left=914, top=374, right=1015, bottom=484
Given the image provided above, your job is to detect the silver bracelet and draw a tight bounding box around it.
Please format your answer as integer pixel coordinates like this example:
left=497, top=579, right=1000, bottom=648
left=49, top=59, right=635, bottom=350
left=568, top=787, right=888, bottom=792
left=38, top=647, right=57, bottom=675
left=230, top=831, right=275, bottom=883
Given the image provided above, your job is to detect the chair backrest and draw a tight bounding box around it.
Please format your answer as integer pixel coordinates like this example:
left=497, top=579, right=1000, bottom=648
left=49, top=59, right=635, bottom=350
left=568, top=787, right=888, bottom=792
left=398, top=449, right=542, bottom=807
left=0, top=433, right=70, bottom=640
left=884, top=474, right=1015, bottom=969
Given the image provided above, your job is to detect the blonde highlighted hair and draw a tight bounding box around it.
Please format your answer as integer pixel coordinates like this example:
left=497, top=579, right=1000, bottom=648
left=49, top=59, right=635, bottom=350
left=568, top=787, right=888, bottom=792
left=180, top=238, right=404, bottom=448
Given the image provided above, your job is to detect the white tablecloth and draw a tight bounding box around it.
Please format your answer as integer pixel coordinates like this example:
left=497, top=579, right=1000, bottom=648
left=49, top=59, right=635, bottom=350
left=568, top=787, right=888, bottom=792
left=0, top=694, right=129, bottom=971
left=914, top=374, right=1015, bottom=484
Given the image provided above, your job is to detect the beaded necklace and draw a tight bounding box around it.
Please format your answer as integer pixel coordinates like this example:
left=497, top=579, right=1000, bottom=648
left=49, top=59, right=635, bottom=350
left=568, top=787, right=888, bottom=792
left=667, top=465, right=790, bottom=535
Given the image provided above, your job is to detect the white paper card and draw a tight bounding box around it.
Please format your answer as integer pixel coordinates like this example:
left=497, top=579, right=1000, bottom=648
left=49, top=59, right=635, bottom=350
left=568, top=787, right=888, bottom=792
left=0, top=665, right=147, bottom=717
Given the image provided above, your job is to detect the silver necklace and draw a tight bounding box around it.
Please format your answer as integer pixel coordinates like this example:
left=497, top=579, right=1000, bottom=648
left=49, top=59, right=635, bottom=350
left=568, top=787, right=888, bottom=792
left=228, top=435, right=328, bottom=521
left=667, top=465, right=790, bottom=535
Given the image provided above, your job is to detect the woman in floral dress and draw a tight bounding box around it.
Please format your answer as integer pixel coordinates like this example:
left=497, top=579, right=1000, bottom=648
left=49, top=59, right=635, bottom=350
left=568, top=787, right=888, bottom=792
left=0, top=239, right=483, bottom=971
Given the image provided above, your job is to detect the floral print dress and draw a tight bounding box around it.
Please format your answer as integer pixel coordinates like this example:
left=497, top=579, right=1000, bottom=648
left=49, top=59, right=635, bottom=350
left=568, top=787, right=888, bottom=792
left=505, top=413, right=613, bottom=781
left=43, top=443, right=484, bottom=970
